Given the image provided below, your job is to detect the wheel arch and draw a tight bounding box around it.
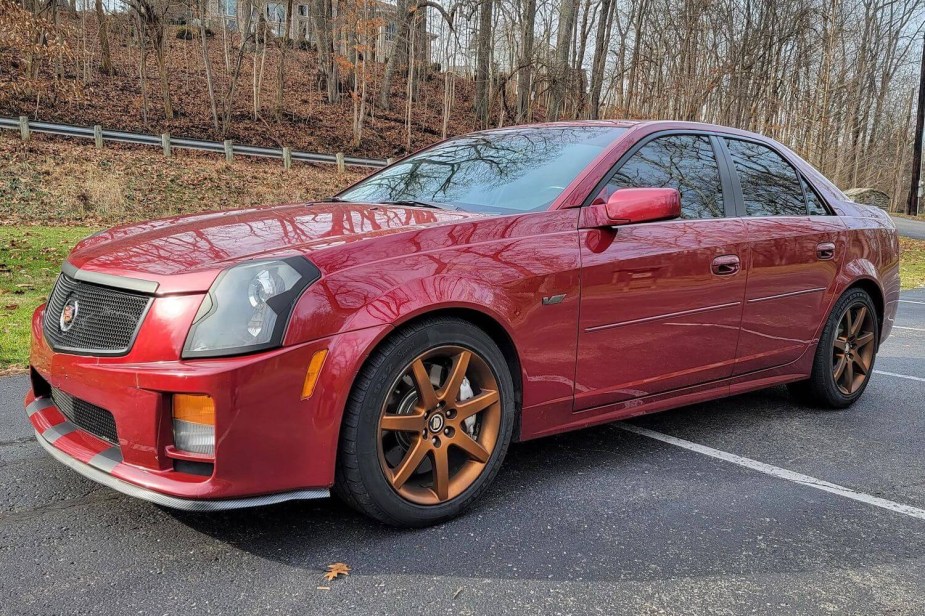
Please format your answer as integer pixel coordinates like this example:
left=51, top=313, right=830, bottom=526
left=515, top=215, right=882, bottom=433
left=845, top=277, right=885, bottom=335
left=345, top=305, right=526, bottom=444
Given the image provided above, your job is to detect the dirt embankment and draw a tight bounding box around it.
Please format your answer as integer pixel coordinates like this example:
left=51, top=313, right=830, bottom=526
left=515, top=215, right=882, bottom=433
left=0, top=132, right=365, bottom=225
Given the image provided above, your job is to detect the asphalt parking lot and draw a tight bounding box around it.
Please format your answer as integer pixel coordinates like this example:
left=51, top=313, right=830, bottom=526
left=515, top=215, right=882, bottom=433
left=2, top=289, right=925, bottom=615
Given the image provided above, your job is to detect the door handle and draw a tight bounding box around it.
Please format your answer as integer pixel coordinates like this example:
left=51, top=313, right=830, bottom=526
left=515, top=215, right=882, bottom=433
left=817, top=242, right=836, bottom=260
left=711, top=254, right=740, bottom=276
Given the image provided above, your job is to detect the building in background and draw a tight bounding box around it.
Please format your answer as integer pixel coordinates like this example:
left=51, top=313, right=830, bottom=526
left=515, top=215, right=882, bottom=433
left=202, top=0, right=429, bottom=65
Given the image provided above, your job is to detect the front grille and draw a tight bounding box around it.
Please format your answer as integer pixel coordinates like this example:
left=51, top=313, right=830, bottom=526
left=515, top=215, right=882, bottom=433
left=43, top=274, right=151, bottom=355
left=51, top=387, right=119, bottom=445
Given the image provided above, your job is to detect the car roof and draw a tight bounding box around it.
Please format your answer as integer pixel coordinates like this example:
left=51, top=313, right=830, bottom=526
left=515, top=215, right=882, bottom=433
left=474, top=120, right=640, bottom=132
left=471, top=119, right=771, bottom=142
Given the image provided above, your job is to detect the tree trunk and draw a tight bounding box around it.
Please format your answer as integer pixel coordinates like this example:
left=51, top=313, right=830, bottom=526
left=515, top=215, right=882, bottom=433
left=199, top=0, right=220, bottom=130
left=474, top=0, right=493, bottom=127
left=907, top=30, right=925, bottom=216
left=137, top=16, right=149, bottom=124
left=275, top=0, right=295, bottom=119
left=221, top=2, right=256, bottom=135
left=549, top=0, right=578, bottom=120
left=516, top=0, right=536, bottom=123
left=95, top=0, right=113, bottom=75
left=588, top=0, right=614, bottom=119
left=379, top=0, right=411, bottom=110
left=310, top=0, right=340, bottom=104
left=154, top=25, right=174, bottom=120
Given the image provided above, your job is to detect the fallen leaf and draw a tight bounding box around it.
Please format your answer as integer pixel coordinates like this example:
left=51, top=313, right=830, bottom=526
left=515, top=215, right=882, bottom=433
left=323, top=562, right=351, bottom=581
left=4, top=304, right=19, bottom=310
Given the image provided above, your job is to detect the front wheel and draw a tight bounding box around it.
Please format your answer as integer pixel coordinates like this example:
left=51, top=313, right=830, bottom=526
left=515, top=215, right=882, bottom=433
left=788, top=288, right=879, bottom=408
left=335, top=317, right=515, bottom=527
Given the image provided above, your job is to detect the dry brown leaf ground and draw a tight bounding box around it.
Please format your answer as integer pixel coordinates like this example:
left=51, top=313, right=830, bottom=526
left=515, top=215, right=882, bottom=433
left=0, top=132, right=365, bottom=225
left=0, top=15, right=479, bottom=161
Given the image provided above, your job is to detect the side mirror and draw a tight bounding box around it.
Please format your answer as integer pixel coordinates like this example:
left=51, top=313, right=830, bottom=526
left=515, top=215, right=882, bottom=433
left=601, top=188, right=681, bottom=225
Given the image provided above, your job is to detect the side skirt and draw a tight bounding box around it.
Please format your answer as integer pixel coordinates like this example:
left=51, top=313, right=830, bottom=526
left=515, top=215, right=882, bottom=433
left=519, top=348, right=816, bottom=441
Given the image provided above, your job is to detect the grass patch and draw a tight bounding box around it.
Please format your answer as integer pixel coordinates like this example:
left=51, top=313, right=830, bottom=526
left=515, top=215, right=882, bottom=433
left=900, top=237, right=925, bottom=291
left=892, top=212, right=925, bottom=221
left=0, top=226, right=96, bottom=373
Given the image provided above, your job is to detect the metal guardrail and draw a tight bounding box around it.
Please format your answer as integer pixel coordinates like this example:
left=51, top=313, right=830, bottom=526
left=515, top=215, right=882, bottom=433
left=0, top=116, right=389, bottom=168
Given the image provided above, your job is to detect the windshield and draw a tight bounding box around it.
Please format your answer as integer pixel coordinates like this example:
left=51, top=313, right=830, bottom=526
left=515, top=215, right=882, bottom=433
left=338, top=126, right=626, bottom=214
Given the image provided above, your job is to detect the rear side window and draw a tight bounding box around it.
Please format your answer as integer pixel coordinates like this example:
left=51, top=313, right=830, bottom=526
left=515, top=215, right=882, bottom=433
left=596, top=134, right=725, bottom=219
left=802, top=178, right=829, bottom=215
left=724, top=138, right=806, bottom=217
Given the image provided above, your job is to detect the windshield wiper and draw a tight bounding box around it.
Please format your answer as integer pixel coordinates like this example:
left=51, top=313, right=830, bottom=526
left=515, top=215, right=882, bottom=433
left=377, top=199, right=459, bottom=211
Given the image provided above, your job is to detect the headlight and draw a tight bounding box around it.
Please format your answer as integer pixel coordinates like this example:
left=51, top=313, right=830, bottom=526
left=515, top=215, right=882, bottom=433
left=182, top=257, right=320, bottom=358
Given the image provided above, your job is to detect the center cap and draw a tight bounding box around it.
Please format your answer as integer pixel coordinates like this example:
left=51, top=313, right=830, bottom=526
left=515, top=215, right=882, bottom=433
left=428, top=413, right=446, bottom=433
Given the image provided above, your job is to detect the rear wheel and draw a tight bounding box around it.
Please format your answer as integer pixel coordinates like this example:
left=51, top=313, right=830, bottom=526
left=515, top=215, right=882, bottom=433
left=788, top=288, right=879, bottom=408
left=335, top=317, right=515, bottom=527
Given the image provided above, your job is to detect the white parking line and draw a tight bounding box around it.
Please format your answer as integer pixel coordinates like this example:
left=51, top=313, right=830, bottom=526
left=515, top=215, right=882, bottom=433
left=874, top=370, right=925, bottom=383
left=619, top=423, right=925, bottom=521
left=898, top=300, right=925, bottom=305
left=893, top=326, right=925, bottom=332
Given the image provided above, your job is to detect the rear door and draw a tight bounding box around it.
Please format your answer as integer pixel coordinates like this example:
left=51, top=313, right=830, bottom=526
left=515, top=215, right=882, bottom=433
left=719, top=137, right=845, bottom=375
left=575, top=133, right=749, bottom=411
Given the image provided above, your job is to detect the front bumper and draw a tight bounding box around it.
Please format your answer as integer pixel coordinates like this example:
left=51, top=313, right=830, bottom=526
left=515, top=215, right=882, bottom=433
left=33, top=420, right=328, bottom=510
left=27, top=301, right=390, bottom=508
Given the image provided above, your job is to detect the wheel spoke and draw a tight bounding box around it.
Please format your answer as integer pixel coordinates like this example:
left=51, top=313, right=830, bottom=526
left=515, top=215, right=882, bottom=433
left=844, top=359, right=855, bottom=391
left=391, top=438, right=429, bottom=489
left=380, top=411, right=427, bottom=433
left=410, top=359, right=438, bottom=410
left=439, top=350, right=471, bottom=402
left=855, top=331, right=875, bottom=350
left=453, top=432, right=491, bottom=463
left=455, top=389, right=499, bottom=422
left=842, top=310, right=853, bottom=337
left=833, top=337, right=849, bottom=352
left=850, top=306, right=867, bottom=336
left=431, top=447, right=450, bottom=501
left=853, top=357, right=868, bottom=376
left=833, top=354, right=847, bottom=381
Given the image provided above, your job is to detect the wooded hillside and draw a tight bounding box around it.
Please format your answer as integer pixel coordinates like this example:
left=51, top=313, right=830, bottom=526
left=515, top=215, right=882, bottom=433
left=1, top=0, right=923, bottom=207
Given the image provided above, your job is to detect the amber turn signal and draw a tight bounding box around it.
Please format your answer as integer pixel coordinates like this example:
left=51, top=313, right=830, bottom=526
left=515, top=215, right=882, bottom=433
left=172, top=394, right=215, bottom=425
left=301, top=350, right=328, bottom=399
left=172, top=394, right=216, bottom=456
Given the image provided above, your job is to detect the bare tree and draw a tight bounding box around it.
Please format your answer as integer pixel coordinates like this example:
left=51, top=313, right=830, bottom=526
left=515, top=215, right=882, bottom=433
left=274, top=0, right=295, bottom=119
left=125, top=0, right=174, bottom=119
left=548, top=0, right=577, bottom=120
left=94, top=0, right=112, bottom=75
left=474, top=0, right=493, bottom=126
left=310, top=0, right=340, bottom=103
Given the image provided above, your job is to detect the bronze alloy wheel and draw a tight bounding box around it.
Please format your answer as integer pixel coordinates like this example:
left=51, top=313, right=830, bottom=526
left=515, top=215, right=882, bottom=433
left=376, top=345, right=502, bottom=505
left=832, top=303, right=876, bottom=395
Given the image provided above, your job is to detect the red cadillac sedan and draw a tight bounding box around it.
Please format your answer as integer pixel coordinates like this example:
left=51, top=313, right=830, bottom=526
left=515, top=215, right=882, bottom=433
left=25, top=121, right=899, bottom=526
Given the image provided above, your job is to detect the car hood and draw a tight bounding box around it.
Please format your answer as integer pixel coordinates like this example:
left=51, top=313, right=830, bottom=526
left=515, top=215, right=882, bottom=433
left=66, top=202, right=480, bottom=294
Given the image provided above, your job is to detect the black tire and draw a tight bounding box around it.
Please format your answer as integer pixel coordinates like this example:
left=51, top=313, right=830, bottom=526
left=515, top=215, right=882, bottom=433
left=334, top=317, right=516, bottom=527
left=788, top=288, right=879, bottom=409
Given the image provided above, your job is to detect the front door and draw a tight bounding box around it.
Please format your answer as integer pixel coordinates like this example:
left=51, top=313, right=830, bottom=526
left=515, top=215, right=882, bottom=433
left=718, top=137, right=845, bottom=375
left=575, top=133, right=748, bottom=411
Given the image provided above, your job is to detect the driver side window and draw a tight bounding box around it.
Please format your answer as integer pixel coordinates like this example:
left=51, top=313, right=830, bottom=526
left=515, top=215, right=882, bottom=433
left=594, top=135, right=725, bottom=219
